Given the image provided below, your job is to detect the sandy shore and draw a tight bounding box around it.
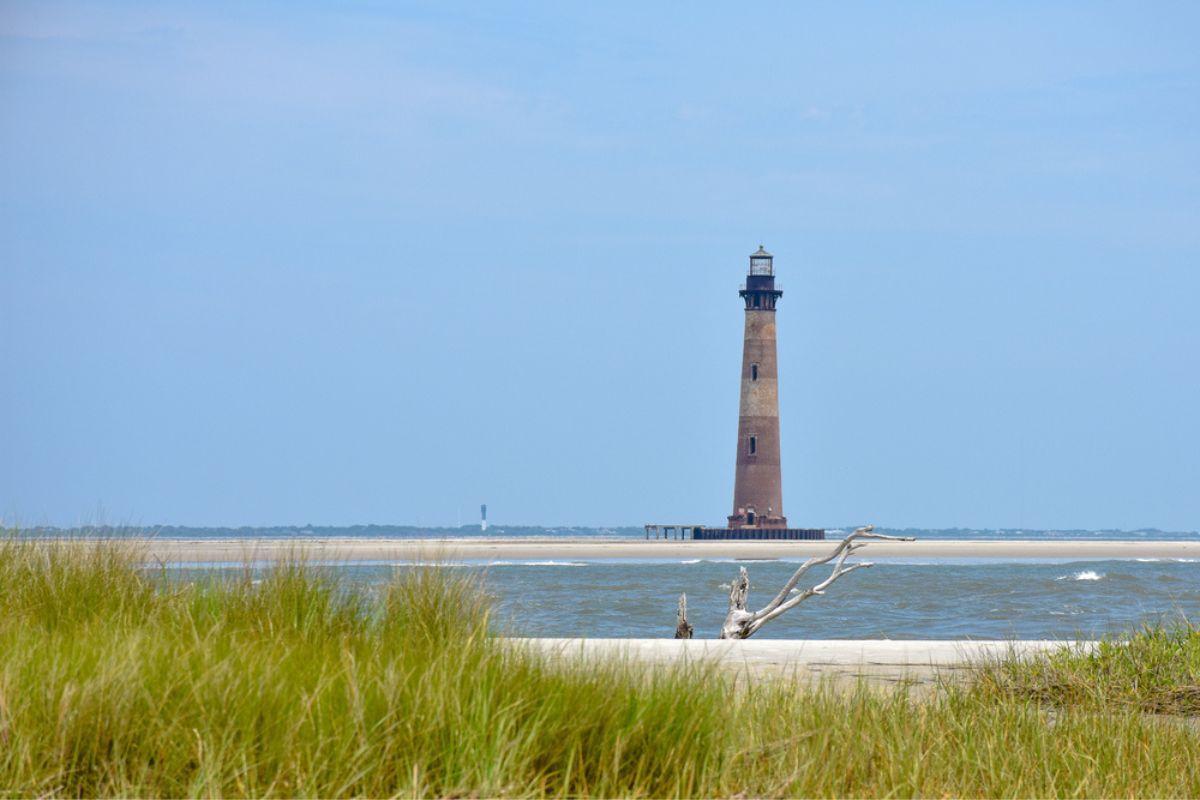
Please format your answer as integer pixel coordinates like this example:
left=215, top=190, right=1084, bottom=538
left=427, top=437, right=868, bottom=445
left=518, top=638, right=1094, bottom=687
left=123, top=537, right=1200, bottom=564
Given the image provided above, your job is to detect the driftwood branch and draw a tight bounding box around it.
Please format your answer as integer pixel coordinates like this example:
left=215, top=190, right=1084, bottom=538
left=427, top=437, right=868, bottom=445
left=674, top=593, right=694, bottom=639
left=718, top=525, right=915, bottom=639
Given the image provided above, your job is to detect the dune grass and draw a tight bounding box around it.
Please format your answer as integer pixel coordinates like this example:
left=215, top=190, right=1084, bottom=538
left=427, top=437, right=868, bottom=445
left=2, top=538, right=1199, bottom=797
left=976, top=622, right=1200, bottom=716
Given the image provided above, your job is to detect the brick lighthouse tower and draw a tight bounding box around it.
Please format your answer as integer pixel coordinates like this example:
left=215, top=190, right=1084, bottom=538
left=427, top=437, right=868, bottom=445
left=729, top=246, right=787, bottom=529
left=643, top=246, right=822, bottom=541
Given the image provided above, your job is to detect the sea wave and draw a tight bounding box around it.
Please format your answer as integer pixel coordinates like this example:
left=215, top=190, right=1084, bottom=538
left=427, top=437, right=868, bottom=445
left=483, top=560, right=590, bottom=567
left=1056, top=570, right=1104, bottom=581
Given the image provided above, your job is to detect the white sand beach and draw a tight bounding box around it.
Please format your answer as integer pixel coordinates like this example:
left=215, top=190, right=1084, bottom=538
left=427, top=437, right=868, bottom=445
left=517, top=638, right=1094, bottom=687
left=129, top=537, right=1200, bottom=564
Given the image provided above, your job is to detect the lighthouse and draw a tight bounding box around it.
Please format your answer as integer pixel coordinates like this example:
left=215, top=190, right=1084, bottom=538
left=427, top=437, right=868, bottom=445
left=728, top=246, right=787, bottom=529
left=644, top=246, right=822, bottom=541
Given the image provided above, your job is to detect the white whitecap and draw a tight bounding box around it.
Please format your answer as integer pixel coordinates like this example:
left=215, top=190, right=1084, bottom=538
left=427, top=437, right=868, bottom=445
left=680, top=559, right=702, bottom=564
left=521, top=560, right=587, bottom=567
left=1057, top=570, right=1104, bottom=581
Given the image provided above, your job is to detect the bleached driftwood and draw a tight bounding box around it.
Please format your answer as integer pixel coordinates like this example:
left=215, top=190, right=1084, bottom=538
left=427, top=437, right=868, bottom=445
left=674, top=593, right=694, bottom=639
left=718, top=525, right=915, bottom=639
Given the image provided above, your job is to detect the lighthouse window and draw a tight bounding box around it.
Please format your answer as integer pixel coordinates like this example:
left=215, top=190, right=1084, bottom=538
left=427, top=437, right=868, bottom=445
left=751, top=364, right=759, bottom=381
left=749, top=435, right=757, bottom=455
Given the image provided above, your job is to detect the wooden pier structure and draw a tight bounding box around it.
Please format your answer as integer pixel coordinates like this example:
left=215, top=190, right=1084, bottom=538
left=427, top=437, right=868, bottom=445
left=644, top=524, right=705, bottom=540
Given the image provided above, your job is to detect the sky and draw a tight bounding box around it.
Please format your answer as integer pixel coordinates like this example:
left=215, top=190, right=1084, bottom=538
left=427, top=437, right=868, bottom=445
left=2, top=2, right=1198, bottom=531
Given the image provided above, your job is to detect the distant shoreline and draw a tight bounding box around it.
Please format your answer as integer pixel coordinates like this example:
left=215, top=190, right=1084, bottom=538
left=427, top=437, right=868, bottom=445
left=59, top=537, right=1200, bottom=563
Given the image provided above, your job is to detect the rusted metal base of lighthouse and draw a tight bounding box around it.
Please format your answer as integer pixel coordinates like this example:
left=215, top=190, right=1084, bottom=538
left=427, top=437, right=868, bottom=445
left=646, top=246, right=824, bottom=542
left=693, top=527, right=824, bottom=540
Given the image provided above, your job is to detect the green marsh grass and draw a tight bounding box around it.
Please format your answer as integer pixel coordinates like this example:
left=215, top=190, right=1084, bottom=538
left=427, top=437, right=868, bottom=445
left=2, top=537, right=1200, bottom=797
left=976, top=622, right=1200, bottom=715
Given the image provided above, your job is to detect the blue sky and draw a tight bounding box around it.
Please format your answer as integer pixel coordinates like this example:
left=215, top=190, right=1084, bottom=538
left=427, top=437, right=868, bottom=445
left=2, top=2, right=1197, bottom=530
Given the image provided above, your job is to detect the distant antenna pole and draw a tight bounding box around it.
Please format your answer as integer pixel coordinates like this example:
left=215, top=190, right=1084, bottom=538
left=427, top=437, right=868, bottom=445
left=480, top=503, right=488, bottom=533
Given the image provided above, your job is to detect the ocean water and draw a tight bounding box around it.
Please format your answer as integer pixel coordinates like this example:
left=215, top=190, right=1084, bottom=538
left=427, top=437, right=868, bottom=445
left=170, top=557, right=1200, bottom=640
left=41, top=523, right=1196, bottom=639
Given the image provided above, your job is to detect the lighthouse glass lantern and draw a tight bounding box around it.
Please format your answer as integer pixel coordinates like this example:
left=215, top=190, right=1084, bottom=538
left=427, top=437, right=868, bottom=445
left=749, top=245, right=773, bottom=276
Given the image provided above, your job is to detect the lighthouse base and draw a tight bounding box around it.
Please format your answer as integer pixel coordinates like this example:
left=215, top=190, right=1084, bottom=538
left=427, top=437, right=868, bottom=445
left=695, top=528, right=825, bottom=541
left=727, top=513, right=788, bottom=529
